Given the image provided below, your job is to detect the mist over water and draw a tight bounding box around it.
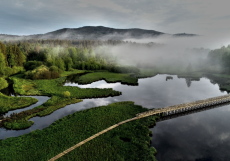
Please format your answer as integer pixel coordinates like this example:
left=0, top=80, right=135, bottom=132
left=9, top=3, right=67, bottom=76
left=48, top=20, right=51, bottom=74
left=92, top=33, right=230, bottom=72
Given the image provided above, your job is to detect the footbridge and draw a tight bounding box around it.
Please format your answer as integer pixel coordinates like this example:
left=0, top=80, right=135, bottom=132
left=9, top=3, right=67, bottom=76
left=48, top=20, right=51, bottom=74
left=136, top=94, right=230, bottom=118
left=157, top=101, right=230, bottom=122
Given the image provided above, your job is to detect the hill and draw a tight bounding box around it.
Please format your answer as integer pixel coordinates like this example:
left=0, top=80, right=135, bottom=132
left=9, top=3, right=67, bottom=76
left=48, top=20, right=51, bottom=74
left=0, top=26, right=197, bottom=41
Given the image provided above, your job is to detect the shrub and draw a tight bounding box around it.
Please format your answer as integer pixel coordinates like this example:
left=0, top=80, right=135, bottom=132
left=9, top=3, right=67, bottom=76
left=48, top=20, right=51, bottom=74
left=63, top=91, right=70, bottom=97
left=24, top=61, right=44, bottom=70
left=49, top=66, right=59, bottom=72
left=3, top=66, right=24, bottom=76
left=0, top=78, right=8, bottom=90
left=24, top=65, right=61, bottom=80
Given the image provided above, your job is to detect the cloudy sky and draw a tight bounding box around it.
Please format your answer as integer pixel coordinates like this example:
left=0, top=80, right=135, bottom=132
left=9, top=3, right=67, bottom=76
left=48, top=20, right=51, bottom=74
left=1, top=0, right=230, bottom=36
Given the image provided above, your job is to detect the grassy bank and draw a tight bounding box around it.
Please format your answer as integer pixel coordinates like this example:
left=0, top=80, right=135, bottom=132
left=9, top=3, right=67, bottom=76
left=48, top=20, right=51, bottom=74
left=1, top=73, right=122, bottom=129
left=2, top=96, right=82, bottom=129
left=78, top=71, right=138, bottom=85
left=0, top=93, right=38, bottom=114
left=0, top=102, right=158, bottom=161
left=10, top=74, right=121, bottom=98
left=60, top=69, right=88, bottom=77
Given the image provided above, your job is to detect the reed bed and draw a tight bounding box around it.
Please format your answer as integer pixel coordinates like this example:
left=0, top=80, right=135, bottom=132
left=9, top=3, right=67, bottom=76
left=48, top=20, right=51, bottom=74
left=0, top=92, right=38, bottom=114
left=0, top=101, right=158, bottom=161
left=78, top=72, right=138, bottom=85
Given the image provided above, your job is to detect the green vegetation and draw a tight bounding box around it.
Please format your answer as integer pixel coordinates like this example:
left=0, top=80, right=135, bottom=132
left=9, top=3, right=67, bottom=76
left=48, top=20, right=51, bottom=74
left=10, top=74, right=121, bottom=98
left=0, top=42, right=25, bottom=76
left=63, top=91, right=70, bottom=97
left=1, top=74, right=121, bottom=129
left=61, top=69, right=87, bottom=77
left=207, top=45, right=230, bottom=73
left=78, top=71, right=138, bottom=85
left=24, top=65, right=61, bottom=80
left=0, top=78, right=8, bottom=90
left=2, top=96, right=82, bottom=129
left=0, top=101, right=158, bottom=161
left=137, top=68, right=158, bottom=78
left=0, top=93, right=38, bottom=114
left=0, top=78, right=38, bottom=114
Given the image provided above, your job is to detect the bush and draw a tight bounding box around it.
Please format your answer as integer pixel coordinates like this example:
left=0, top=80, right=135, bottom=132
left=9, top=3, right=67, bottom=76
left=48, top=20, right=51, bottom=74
left=49, top=66, right=59, bottom=72
left=24, top=61, right=44, bottom=70
left=24, top=65, right=61, bottom=80
left=3, top=66, right=24, bottom=76
left=0, top=78, right=8, bottom=90
left=63, top=91, right=70, bottom=97
left=49, top=65, right=63, bottom=74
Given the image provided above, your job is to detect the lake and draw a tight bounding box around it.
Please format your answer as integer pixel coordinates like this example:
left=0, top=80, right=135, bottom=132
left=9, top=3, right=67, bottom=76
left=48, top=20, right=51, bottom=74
left=1, top=74, right=230, bottom=160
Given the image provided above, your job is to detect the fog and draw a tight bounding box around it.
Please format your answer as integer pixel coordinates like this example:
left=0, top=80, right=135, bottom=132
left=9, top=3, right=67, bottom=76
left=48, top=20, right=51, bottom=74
left=94, top=33, right=230, bottom=72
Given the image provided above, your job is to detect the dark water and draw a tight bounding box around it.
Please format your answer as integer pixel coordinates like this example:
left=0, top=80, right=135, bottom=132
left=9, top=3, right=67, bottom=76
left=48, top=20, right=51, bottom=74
left=2, top=96, right=50, bottom=117
left=1, top=74, right=230, bottom=160
left=151, top=103, right=230, bottom=161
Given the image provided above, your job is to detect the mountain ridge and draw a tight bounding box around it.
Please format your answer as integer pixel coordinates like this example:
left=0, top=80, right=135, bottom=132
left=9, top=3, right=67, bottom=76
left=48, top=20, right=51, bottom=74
left=0, top=26, right=197, bottom=41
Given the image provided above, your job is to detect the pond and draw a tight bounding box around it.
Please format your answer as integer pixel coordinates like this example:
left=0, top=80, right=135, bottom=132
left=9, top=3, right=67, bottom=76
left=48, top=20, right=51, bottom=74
left=1, top=74, right=230, bottom=160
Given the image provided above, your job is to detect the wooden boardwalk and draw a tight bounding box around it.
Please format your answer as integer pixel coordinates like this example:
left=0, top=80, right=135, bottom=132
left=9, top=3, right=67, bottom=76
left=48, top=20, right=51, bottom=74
left=48, top=94, right=230, bottom=160
left=1, top=94, right=229, bottom=160
left=136, top=94, right=230, bottom=118
left=157, top=101, right=230, bottom=122
left=48, top=117, right=139, bottom=161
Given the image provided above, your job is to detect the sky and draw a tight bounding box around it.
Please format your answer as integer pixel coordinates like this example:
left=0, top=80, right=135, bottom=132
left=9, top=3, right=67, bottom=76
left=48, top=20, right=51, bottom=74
left=1, top=0, right=230, bottom=36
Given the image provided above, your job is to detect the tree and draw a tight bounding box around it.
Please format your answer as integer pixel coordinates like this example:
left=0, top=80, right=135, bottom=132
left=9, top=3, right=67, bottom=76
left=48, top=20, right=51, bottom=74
left=55, top=58, right=65, bottom=71
left=13, top=45, right=26, bottom=66
left=0, top=51, right=6, bottom=75
left=8, top=53, right=15, bottom=68
left=0, top=42, right=7, bottom=66
left=64, top=57, right=73, bottom=71
left=0, top=78, right=8, bottom=90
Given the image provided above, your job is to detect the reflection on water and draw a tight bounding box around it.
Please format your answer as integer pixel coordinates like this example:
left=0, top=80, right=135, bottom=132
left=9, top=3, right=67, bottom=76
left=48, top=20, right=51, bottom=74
left=65, top=74, right=227, bottom=109
left=151, top=104, right=230, bottom=161
left=3, top=96, right=50, bottom=117
left=1, top=74, right=230, bottom=160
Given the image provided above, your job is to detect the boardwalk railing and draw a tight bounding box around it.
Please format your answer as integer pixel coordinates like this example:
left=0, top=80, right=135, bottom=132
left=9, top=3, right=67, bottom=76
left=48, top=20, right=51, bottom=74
left=1, top=94, right=230, bottom=160
left=157, top=101, right=230, bottom=122
left=136, top=94, right=230, bottom=118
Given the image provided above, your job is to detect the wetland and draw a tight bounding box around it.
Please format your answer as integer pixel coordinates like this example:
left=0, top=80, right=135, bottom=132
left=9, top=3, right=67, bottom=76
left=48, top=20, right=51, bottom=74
left=1, top=72, right=230, bottom=160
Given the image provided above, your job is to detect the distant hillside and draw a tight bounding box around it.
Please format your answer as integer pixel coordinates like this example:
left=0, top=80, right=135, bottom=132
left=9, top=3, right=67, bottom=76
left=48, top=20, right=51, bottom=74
left=0, top=26, right=197, bottom=41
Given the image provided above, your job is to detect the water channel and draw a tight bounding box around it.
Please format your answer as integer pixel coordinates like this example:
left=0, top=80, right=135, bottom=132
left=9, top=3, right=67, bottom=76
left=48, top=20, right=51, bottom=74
left=1, top=74, right=230, bottom=160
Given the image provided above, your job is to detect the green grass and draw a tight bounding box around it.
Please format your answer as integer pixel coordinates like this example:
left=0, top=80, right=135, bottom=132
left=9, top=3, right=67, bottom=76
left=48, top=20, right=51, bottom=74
left=78, top=71, right=138, bottom=85
left=10, top=74, right=121, bottom=98
left=3, top=96, right=82, bottom=129
left=0, top=101, right=158, bottom=161
left=61, top=69, right=87, bottom=77
left=0, top=93, right=38, bottom=114
left=2, top=74, right=121, bottom=129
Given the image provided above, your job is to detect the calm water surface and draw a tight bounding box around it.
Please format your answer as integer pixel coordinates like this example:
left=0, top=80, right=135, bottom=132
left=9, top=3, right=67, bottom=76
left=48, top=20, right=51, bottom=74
left=1, top=74, right=230, bottom=160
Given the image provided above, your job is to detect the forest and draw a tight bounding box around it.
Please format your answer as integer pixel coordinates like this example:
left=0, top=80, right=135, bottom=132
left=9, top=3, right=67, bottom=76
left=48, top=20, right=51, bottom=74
left=0, top=39, right=142, bottom=81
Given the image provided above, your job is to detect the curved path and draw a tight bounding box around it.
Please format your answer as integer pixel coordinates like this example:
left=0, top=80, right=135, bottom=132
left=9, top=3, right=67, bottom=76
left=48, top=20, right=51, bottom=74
left=48, top=117, right=138, bottom=161
left=49, top=94, right=230, bottom=160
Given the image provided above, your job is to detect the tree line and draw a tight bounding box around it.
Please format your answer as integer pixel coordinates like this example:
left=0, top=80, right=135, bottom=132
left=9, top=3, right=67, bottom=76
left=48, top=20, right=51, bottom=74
left=0, top=42, right=25, bottom=76
left=207, top=45, right=230, bottom=73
